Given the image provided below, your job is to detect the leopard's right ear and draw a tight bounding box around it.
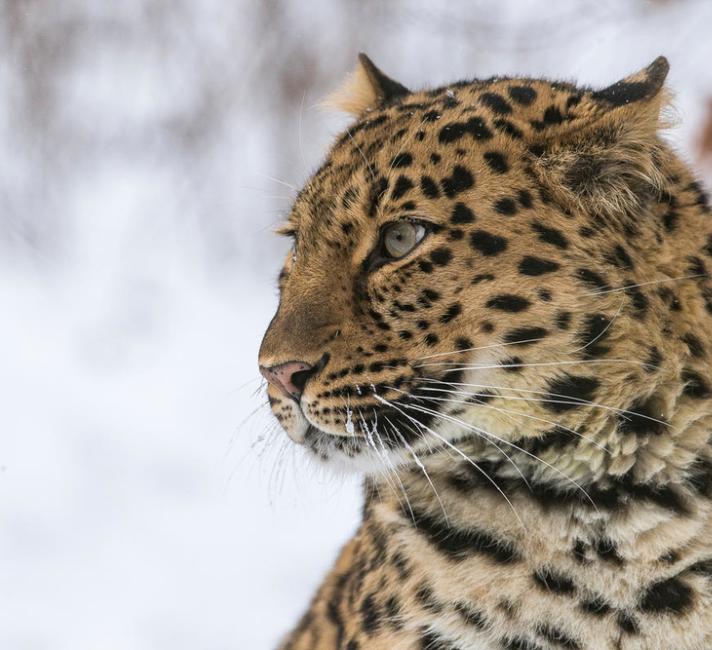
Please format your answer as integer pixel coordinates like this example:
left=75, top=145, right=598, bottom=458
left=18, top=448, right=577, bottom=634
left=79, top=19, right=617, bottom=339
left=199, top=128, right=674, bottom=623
left=323, top=53, right=410, bottom=117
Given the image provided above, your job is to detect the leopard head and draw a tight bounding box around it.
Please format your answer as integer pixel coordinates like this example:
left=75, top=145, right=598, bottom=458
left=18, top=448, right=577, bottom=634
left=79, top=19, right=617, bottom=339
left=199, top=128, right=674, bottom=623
left=257, top=54, right=701, bottom=483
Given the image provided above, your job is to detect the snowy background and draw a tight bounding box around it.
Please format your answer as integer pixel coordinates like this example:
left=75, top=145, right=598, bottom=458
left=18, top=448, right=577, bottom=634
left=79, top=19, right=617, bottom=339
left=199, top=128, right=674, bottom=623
left=2, top=1, right=712, bottom=648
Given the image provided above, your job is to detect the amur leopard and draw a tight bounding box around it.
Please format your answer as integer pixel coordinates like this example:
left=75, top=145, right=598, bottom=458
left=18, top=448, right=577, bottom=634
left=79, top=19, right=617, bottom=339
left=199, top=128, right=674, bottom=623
left=258, top=53, right=712, bottom=649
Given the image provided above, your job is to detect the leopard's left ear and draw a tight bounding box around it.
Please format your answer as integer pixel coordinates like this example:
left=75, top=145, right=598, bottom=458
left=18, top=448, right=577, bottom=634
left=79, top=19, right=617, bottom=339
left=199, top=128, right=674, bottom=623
left=324, top=53, right=410, bottom=117
left=531, top=56, right=671, bottom=220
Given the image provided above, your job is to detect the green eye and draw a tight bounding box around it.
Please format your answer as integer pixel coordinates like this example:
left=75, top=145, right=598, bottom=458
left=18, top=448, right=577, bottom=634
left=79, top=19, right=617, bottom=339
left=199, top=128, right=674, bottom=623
left=382, top=221, right=427, bottom=259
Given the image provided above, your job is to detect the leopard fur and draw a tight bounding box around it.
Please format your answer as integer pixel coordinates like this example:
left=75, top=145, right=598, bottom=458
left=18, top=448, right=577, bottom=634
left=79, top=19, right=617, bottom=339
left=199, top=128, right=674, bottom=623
left=258, top=54, right=712, bottom=649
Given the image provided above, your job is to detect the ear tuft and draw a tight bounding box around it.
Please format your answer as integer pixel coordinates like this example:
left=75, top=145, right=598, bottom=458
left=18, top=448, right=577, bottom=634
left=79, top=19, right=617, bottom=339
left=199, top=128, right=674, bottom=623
left=323, top=53, right=410, bottom=117
left=592, top=56, right=669, bottom=108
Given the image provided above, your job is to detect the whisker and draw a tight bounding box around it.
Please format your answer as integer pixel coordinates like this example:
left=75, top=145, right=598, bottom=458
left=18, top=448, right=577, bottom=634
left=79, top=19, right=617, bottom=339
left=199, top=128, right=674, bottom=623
left=413, top=357, right=657, bottom=372
left=394, top=399, right=596, bottom=510
left=373, top=393, right=526, bottom=529
left=583, top=273, right=708, bottom=297
left=384, top=415, right=450, bottom=523
left=416, top=336, right=548, bottom=361
left=415, top=377, right=672, bottom=428
left=400, top=386, right=609, bottom=454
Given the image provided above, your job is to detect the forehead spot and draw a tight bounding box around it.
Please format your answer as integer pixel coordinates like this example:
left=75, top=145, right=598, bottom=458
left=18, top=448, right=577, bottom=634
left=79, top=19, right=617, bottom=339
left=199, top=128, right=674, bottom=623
left=441, top=165, right=474, bottom=198
left=390, top=153, right=413, bottom=168
left=494, top=197, right=518, bottom=216
left=480, top=92, right=513, bottom=115
left=508, top=85, right=537, bottom=106
left=484, top=152, right=509, bottom=174
left=470, top=230, right=508, bottom=256
left=451, top=203, right=476, bottom=224
left=438, top=117, right=493, bottom=144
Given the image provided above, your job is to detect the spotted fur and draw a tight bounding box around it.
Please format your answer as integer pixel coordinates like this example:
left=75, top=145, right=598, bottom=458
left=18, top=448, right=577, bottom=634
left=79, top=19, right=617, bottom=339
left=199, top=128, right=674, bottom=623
left=258, top=54, right=712, bottom=649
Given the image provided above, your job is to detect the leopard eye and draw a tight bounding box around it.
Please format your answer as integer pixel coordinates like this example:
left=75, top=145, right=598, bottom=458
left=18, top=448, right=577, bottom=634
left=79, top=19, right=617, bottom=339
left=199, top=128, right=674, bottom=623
left=382, top=221, right=426, bottom=259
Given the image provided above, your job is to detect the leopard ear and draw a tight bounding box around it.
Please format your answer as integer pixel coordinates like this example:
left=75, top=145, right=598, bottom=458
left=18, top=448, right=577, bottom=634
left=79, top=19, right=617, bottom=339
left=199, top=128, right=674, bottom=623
left=324, top=53, right=410, bottom=117
left=531, top=56, right=671, bottom=220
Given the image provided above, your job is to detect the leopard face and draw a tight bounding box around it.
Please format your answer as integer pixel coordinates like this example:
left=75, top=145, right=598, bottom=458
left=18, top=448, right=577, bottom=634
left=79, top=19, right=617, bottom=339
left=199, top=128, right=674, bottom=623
left=258, top=54, right=710, bottom=476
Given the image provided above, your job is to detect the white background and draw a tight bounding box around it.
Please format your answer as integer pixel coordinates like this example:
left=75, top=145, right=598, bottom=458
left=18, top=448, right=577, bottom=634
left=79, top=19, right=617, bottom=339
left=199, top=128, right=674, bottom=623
left=2, top=1, right=712, bottom=648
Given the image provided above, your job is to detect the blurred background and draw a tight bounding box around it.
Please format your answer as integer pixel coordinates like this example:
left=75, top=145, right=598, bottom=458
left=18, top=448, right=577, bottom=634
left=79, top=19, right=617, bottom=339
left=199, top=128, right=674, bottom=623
left=2, top=1, right=712, bottom=648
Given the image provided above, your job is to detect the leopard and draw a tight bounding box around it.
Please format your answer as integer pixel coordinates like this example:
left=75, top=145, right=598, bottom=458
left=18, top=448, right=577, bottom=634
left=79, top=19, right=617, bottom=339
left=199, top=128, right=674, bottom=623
left=257, top=53, right=712, bottom=649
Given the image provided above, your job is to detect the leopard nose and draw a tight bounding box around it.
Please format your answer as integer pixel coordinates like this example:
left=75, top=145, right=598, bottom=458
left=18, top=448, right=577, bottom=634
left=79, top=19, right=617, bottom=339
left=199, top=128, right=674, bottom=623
left=259, top=361, right=315, bottom=400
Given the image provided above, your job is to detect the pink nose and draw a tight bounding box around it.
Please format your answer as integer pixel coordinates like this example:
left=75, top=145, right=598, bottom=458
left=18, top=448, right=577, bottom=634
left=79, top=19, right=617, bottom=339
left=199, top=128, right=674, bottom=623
left=260, top=361, right=314, bottom=399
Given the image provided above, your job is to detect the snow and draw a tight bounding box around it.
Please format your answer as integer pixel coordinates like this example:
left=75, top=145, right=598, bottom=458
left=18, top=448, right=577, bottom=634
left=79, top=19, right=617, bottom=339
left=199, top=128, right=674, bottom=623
left=1, top=1, right=712, bottom=648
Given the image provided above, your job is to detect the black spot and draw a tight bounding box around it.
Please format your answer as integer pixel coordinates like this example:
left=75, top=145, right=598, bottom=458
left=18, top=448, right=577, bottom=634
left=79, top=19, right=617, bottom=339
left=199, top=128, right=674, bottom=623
left=342, top=187, right=359, bottom=209
left=517, top=189, right=533, bottom=208
left=616, top=612, right=640, bottom=635
left=484, top=151, right=509, bottom=174
left=502, top=637, right=544, bottom=650
left=441, top=165, right=474, bottom=198
left=454, top=601, right=487, bottom=629
left=533, top=567, right=576, bottom=595
left=418, top=260, right=434, bottom=273
left=367, top=176, right=389, bottom=217
left=420, top=176, right=440, bottom=199
left=682, top=370, right=711, bottom=399
left=392, top=175, right=414, bottom=200
left=537, top=623, right=581, bottom=650
left=617, top=397, right=666, bottom=436
left=577, top=313, right=611, bottom=359
left=430, top=153, right=441, bottom=164
left=419, top=630, right=460, bottom=650
left=663, top=210, right=678, bottom=232
left=625, top=284, right=648, bottom=315
left=543, top=375, right=600, bottom=413
left=519, top=256, right=560, bottom=276
left=451, top=202, right=475, bottom=224
left=542, top=106, right=564, bottom=125
left=470, top=230, right=508, bottom=256
left=688, top=255, right=708, bottom=278
left=531, top=222, right=569, bottom=249
left=494, top=118, right=524, bottom=139
left=503, top=327, right=548, bottom=346
left=576, top=268, right=611, bottom=292
left=556, top=311, right=572, bottom=330
left=390, top=153, right=413, bottom=168
left=645, top=346, right=662, bottom=373
left=360, top=593, right=381, bottom=633
left=501, top=356, right=523, bottom=372
left=682, top=333, right=705, bottom=358
left=594, top=538, right=624, bottom=566
left=405, top=506, right=521, bottom=563
left=508, top=85, right=537, bottom=106
left=608, top=244, right=634, bottom=270
left=438, top=117, right=493, bottom=144
left=456, top=337, right=473, bottom=350
left=639, top=577, right=693, bottom=615
left=415, top=582, right=443, bottom=612
left=579, top=596, right=612, bottom=617
left=480, top=92, right=513, bottom=115
left=430, top=247, right=452, bottom=266
left=689, top=558, right=712, bottom=578
left=486, top=294, right=530, bottom=312
left=440, top=303, right=462, bottom=324
left=424, top=333, right=439, bottom=346
left=472, top=273, right=495, bottom=284
left=494, top=197, right=518, bottom=216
